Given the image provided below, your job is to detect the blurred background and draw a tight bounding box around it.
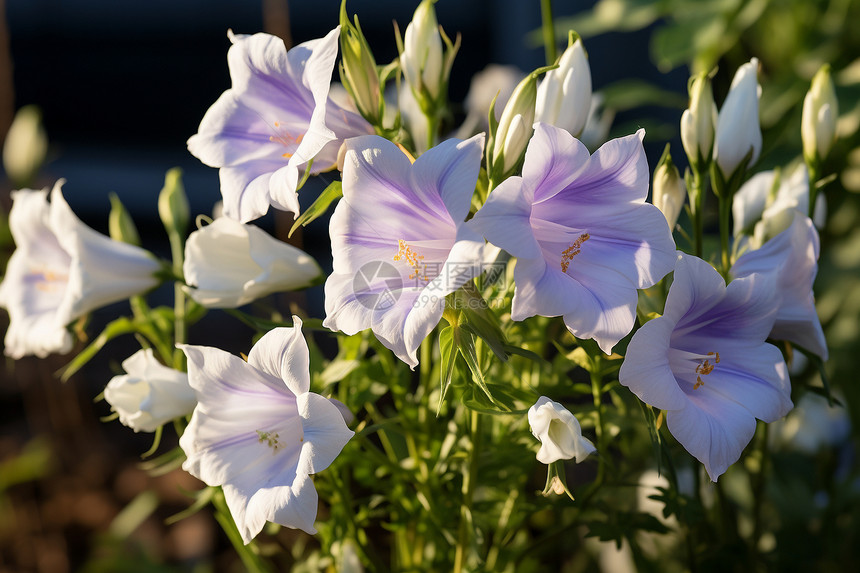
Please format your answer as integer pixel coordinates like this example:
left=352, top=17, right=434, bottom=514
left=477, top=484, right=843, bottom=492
left=0, top=0, right=858, bottom=571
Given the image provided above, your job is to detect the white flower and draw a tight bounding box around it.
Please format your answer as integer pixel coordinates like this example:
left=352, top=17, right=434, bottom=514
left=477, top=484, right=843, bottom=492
left=714, top=58, right=762, bottom=178
left=0, top=181, right=161, bottom=358
left=183, top=217, right=321, bottom=308
left=528, top=396, right=595, bottom=464
left=401, top=0, right=444, bottom=100
left=535, top=37, right=592, bottom=137
left=104, top=349, right=195, bottom=433
left=179, top=317, right=354, bottom=543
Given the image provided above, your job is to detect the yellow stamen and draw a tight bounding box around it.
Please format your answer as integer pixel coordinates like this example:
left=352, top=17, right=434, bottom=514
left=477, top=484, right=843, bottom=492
left=693, top=351, right=720, bottom=389
left=394, top=239, right=428, bottom=281
left=560, top=233, right=590, bottom=273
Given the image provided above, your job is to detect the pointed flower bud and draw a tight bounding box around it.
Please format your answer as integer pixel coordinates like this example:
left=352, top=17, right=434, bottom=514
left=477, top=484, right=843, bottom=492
left=2, top=105, right=48, bottom=188
left=339, top=1, right=381, bottom=124
left=491, top=71, right=538, bottom=178
left=802, top=64, right=838, bottom=164
left=158, top=168, right=190, bottom=240
left=714, top=58, right=762, bottom=179
left=652, top=144, right=686, bottom=230
left=535, top=33, right=591, bottom=137
left=680, top=72, right=717, bottom=169
left=401, top=0, right=444, bottom=102
left=108, top=193, right=141, bottom=247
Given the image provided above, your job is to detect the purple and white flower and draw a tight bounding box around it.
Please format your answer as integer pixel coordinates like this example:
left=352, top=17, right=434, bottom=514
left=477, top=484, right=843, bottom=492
left=470, top=123, right=676, bottom=354
left=179, top=317, right=354, bottom=542
left=0, top=181, right=161, bottom=358
left=619, top=254, right=792, bottom=481
left=187, top=28, right=373, bottom=223
left=731, top=212, right=827, bottom=361
left=324, top=134, right=487, bottom=368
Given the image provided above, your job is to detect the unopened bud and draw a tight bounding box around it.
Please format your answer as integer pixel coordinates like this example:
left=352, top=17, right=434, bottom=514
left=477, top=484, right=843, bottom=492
left=652, top=145, right=686, bottom=230
left=491, top=72, right=538, bottom=178
left=714, top=58, right=762, bottom=180
left=109, top=193, right=141, bottom=247
left=401, top=0, right=443, bottom=101
left=158, top=168, right=190, bottom=239
left=2, top=105, right=48, bottom=188
left=802, top=64, right=838, bottom=164
left=339, top=2, right=381, bottom=124
left=535, top=33, right=591, bottom=137
left=680, top=72, right=717, bottom=169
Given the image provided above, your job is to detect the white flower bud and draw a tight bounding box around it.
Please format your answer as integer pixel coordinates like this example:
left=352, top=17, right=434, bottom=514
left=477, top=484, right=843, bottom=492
left=802, top=64, right=838, bottom=163
left=535, top=37, right=592, bottom=137
left=680, top=73, right=717, bottom=167
left=183, top=218, right=322, bottom=308
left=528, top=396, right=595, bottom=465
left=104, top=349, right=196, bottom=433
left=652, top=147, right=687, bottom=229
left=492, top=73, right=537, bottom=177
left=714, top=58, right=762, bottom=179
left=2, top=105, right=48, bottom=188
left=401, top=0, right=443, bottom=101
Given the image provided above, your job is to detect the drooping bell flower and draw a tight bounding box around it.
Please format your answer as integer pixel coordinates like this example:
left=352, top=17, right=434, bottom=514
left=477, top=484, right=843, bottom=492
left=187, top=28, right=373, bottom=223
left=619, top=254, right=792, bottom=481
left=179, top=317, right=354, bottom=542
left=104, top=349, right=196, bottom=433
left=731, top=212, right=827, bottom=361
left=183, top=217, right=321, bottom=308
left=0, top=181, right=161, bottom=358
left=528, top=396, right=595, bottom=464
left=324, top=134, right=488, bottom=368
left=470, top=123, right=676, bottom=354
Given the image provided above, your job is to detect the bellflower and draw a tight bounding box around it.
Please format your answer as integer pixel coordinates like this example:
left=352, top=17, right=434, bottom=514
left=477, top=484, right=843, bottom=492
left=104, top=349, right=196, bottom=433
left=179, top=317, right=354, bottom=543
left=187, top=28, right=373, bottom=223
left=528, top=396, right=595, bottom=464
left=732, top=164, right=825, bottom=239
left=183, top=217, right=321, bottom=308
left=535, top=36, right=592, bottom=137
left=470, top=123, right=676, bottom=353
left=731, top=212, right=827, bottom=361
left=0, top=182, right=161, bottom=358
left=619, top=254, right=792, bottom=481
left=713, top=58, right=762, bottom=180
left=324, top=134, right=487, bottom=368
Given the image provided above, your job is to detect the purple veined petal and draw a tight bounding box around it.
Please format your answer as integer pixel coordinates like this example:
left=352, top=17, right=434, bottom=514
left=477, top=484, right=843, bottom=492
left=410, top=134, right=485, bottom=223
left=660, top=253, right=725, bottom=325
left=468, top=175, right=543, bottom=259
left=266, top=164, right=302, bottom=216
left=219, top=163, right=281, bottom=223
left=547, top=129, right=649, bottom=207
left=619, top=317, right=689, bottom=411
left=230, top=473, right=319, bottom=542
left=295, top=392, right=355, bottom=476
left=511, top=257, right=590, bottom=320
left=246, top=317, right=311, bottom=396
left=666, top=394, right=758, bottom=482
left=524, top=123, right=591, bottom=204
left=372, top=286, right=445, bottom=368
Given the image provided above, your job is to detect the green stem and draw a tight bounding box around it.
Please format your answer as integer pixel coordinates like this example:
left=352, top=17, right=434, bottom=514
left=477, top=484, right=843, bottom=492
left=690, top=168, right=705, bottom=258
left=540, top=0, right=557, bottom=66
left=750, top=423, right=769, bottom=560
left=718, top=193, right=732, bottom=278
left=590, top=370, right=607, bottom=486
left=168, top=230, right=186, bottom=369
left=454, top=410, right=482, bottom=573
left=211, top=491, right=273, bottom=573
left=807, top=160, right=821, bottom=220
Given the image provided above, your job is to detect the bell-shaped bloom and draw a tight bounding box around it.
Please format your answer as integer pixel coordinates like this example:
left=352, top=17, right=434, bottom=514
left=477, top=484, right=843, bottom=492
left=183, top=217, right=321, bottom=308
left=179, top=317, right=354, bottom=542
left=401, top=0, right=444, bottom=101
left=528, top=396, right=595, bottom=464
left=187, top=28, right=373, bottom=223
left=324, top=134, right=488, bottom=368
left=0, top=182, right=161, bottom=359
left=713, top=58, right=762, bottom=179
left=535, top=37, right=592, bottom=138
left=732, top=164, right=825, bottom=239
left=731, top=213, right=827, bottom=361
left=619, top=254, right=792, bottom=481
left=104, top=349, right=195, bottom=433
left=470, top=123, right=676, bottom=353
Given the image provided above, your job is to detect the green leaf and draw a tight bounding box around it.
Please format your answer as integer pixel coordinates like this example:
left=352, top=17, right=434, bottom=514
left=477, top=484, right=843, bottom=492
left=438, top=326, right=457, bottom=415
left=289, top=180, right=343, bottom=237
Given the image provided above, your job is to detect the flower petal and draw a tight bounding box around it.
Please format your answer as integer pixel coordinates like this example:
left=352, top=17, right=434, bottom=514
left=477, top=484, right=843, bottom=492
left=295, top=392, right=355, bottom=475
left=468, top=175, right=543, bottom=259
left=246, top=317, right=311, bottom=395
